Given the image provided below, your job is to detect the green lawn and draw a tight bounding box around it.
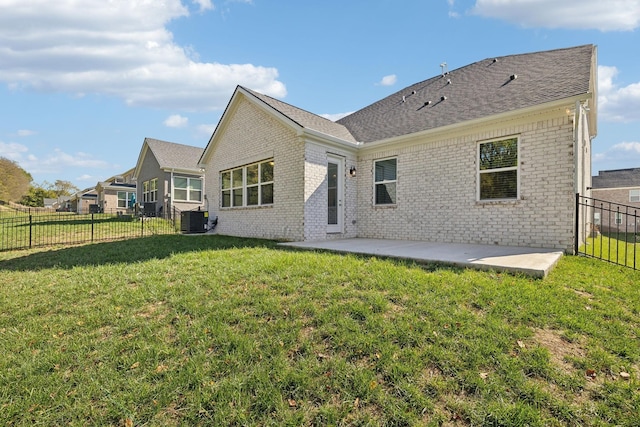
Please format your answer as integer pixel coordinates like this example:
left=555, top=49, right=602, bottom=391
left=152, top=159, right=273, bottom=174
left=0, top=235, right=638, bottom=426
left=0, top=211, right=177, bottom=251
left=582, top=233, right=640, bottom=269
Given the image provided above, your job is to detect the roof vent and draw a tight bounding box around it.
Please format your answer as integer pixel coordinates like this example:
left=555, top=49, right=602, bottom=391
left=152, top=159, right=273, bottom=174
left=510, top=74, right=518, bottom=81
left=440, top=62, right=448, bottom=77
left=492, top=58, right=498, bottom=63
left=412, top=90, right=416, bottom=95
left=424, top=101, right=432, bottom=106
left=447, top=79, right=452, bottom=85
left=440, top=96, right=447, bottom=101
left=402, top=95, right=406, bottom=102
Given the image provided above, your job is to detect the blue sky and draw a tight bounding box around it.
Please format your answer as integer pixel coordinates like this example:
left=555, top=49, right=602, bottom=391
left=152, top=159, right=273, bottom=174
left=1, top=0, right=639, bottom=189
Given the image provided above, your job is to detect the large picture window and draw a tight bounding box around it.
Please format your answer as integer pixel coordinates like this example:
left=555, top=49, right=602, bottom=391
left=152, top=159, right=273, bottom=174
left=221, top=159, right=274, bottom=208
left=117, top=191, right=135, bottom=209
left=478, top=137, right=518, bottom=200
left=173, top=177, right=202, bottom=202
left=374, top=158, right=397, bottom=205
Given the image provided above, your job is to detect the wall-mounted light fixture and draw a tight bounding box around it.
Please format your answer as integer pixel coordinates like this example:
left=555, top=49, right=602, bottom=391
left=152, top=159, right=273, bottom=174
left=349, top=166, right=357, bottom=177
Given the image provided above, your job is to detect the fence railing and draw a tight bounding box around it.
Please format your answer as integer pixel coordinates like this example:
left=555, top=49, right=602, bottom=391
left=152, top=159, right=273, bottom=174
left=576, top=194, right=639, bottom=270
left=0, top=208, right=180, bottom=252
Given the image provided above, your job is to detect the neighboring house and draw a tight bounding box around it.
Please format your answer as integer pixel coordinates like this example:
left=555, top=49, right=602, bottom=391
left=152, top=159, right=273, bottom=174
left=69, top=188, right=98, bottom=214
left=95, top=167, right=137, bottom=214
left=133, top=138, right=205, bottom=216
left=591, top=168, right=640, bottom=232
left=43, top=198, right=57, bottom=209
left=199, top=45, right=597, bottom=253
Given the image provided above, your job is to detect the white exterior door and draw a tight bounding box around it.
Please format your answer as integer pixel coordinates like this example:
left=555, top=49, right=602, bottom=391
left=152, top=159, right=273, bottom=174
left=327, top=155, right=344, bottom=233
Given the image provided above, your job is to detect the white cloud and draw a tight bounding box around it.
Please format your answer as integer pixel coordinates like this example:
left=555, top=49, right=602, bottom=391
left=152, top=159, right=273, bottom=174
left=593, top=141, right=640, bottom=172
left=76, top=174, right=98, bottom=182
left=472, top=0, right=640, bottom=31
left=377, top=75, right=397, bottom=86
left=598, top=65, right=640, bottom=123
left=0, top=0, right=286, bottom=110
left=320, top=112, right=353, bottom=122
left=192, top=0, right=214, bottom=12
left=0, top=141, right=29, bottom=161
left=164, top=114, right=189, bottom=128
left=1, top=141, right=113, bottom=175
left=16, top=129, right=37, bottom=137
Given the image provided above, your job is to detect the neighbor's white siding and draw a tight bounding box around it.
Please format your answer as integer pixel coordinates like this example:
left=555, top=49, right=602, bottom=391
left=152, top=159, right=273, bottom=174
left=357, top=108, right=578, bottom=251
left=202, top=98, right=305, bottom=240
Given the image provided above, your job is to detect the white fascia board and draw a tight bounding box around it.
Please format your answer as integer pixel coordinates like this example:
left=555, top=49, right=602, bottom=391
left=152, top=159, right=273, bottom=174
left=298, top=127, right=360, bottom=152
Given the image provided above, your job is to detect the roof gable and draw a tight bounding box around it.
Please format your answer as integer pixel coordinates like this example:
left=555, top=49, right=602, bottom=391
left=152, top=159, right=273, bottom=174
left=135, top=138, right=204, bottom=178
left=337, top=45, right=596, bottom=143
left=199, top=86, right=357, bottom=165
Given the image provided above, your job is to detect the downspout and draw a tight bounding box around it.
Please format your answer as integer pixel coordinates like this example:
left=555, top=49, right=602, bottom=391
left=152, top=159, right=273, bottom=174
left=170, top=169, right=175, bottom=214
left=573, top=100, right=581, bottom=195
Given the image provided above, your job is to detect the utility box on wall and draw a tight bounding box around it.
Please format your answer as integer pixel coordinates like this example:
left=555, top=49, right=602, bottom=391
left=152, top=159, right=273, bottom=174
left=181, top=210, right=208, bottom=234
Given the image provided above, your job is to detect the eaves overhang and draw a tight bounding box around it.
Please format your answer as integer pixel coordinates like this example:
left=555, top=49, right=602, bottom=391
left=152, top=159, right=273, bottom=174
left=358, top=93, right=593, bottom=155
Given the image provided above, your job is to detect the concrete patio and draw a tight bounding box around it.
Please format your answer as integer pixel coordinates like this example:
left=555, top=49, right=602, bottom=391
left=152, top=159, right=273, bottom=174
left=279, top=238, right=564, bottom=278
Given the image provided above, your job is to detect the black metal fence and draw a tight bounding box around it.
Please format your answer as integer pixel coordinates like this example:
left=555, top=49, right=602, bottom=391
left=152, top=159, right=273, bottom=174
left=576, top=194, right=639, bottom=270
left=0, top=208, right=180, bottom=252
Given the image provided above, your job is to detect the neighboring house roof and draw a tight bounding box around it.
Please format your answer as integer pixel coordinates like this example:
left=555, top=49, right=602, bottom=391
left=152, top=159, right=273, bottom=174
left=592, top=168, right=640, bottom=189
left=337, top=44, right=596, bottom=143
left=242, top=87, right=357, bottom=143
left=135, top=138, right=204, bottom=178
left=43, top=198, right=57, bottom=207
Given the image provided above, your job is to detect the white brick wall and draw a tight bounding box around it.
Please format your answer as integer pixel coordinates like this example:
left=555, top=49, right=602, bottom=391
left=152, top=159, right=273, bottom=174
left=356, top=109, right=579, bottom=251
left=203, top=96, right=585, bottom=251
left=202, top=98, right=305, bottom=241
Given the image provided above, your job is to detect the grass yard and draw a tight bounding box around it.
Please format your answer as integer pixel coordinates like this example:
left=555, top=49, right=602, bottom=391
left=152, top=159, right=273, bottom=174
left=582, top=233, right=640, bottom=269
left=0, top=235, right=638, bottom=426
left=0, top=212, right=177, bottom=251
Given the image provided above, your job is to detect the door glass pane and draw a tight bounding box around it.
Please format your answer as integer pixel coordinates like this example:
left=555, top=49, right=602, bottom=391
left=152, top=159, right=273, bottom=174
left=328, top=162, right=337, bottom=225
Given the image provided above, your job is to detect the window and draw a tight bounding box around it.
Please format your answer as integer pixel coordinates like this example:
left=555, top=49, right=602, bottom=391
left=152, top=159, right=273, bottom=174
left=221, top=159, right=274, bottom=208
left=593, top=212, right=601, bottom=226
left=478, top=137, right=518, bottom=200
left=615, top=212, right=623, bottom=225
left=143, top=179, right=158, bottom=202
left=117, top=191, right=135, bottom=209
left=630, top=189, right=640, bottom=203
left=173, top=177, right=202, bottom=202
left=374, top=158, right=397, bottom=205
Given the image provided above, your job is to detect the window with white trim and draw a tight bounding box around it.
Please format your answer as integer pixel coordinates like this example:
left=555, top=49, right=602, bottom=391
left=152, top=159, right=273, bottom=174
left=221, top=159, right=274, bottom=208
left=143, top=179, right=157, bottom=202
left=117, top=191, right=135, bottom=209
left=478, top=137, right=518, bottom=200
left=173, top=177, right=202, bottom=202
left=615, top=212, right=623, bottom=225
left=630, top=189, right=640, bottom=203
left=374, top=158, right=397, bottom=205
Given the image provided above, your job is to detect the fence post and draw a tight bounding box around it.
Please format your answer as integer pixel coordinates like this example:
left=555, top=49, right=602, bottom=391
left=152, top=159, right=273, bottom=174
left=91, top=213, right=94, bottom=242
left=29, top=214, right=33, bottom=249
left=141, top=213, right=144, bottom=237
left=574, top=193, right=580, bottom=255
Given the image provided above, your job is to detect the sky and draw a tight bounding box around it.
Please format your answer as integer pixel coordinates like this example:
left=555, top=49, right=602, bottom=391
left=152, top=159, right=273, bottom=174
left=1, top=0, right=640, bottom=189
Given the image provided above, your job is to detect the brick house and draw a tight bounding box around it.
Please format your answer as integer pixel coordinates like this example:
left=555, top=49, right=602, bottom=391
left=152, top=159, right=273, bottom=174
left=95, top=168, right=136, bottom=214
left=591, top=168, right=640, bottom=233
left=199, top=45, right=597, bottom=252
left=133, top=138, right=205, bottom=216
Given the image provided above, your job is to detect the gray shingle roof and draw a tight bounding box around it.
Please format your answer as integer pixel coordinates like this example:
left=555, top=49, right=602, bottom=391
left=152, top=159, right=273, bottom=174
left=592, top=168, right=640, bottom=189
left=144, top=138, right=204, bottom=171
left=337, top=44, right=595, bottom=143
left=241, top=87, right=357, bottom=143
